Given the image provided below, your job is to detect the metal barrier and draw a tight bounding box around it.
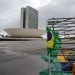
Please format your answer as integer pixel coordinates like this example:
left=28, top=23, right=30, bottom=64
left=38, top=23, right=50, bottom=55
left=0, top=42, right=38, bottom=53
left=40, top=17, right=75, bottom=75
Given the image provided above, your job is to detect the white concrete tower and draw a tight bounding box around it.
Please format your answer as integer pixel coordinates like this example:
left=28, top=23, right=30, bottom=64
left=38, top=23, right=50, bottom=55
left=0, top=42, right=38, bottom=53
left=20, top=6, right=38, bottom=29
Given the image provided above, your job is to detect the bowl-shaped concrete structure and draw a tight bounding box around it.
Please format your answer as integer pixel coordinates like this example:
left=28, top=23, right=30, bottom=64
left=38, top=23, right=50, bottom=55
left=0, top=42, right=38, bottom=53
left=4, top=28, right=46, bottom=38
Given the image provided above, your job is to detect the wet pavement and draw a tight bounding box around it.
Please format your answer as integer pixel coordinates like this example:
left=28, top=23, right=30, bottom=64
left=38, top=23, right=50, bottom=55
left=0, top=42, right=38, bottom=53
left=0, top=40, right=47, bottom=75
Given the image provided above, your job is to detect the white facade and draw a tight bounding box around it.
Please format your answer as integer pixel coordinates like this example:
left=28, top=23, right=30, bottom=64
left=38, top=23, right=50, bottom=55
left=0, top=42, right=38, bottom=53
left=4, top=28, right=46, bottom=38
left=25, top=6, right=38, bottom=29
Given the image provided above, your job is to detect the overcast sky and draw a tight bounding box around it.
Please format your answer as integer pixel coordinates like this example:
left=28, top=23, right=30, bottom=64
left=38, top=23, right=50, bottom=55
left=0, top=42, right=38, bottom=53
left=0, top=0, right=75, bottom=31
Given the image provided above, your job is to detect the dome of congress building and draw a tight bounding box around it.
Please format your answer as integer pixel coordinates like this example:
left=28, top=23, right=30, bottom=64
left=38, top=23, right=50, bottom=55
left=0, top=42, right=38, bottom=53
left=4, top=28, right=46, bottom=38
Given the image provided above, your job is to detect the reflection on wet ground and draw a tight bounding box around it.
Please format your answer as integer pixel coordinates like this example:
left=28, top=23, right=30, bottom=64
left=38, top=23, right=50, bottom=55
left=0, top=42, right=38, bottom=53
left=0, top=40, right=47, bottom=75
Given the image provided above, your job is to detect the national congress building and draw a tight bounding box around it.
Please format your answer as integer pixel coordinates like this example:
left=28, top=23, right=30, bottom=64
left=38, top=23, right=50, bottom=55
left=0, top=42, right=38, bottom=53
left=5, top=6, right=45, bottom=38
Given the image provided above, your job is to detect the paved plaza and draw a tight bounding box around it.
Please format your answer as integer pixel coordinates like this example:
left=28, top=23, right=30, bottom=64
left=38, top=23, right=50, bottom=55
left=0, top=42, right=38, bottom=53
left=0, top=40, right=47, bottom=75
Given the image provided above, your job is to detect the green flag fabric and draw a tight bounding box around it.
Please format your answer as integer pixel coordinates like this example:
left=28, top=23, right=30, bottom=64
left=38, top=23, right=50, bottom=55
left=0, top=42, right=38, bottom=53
left=47, top=27, right=61, bottom=56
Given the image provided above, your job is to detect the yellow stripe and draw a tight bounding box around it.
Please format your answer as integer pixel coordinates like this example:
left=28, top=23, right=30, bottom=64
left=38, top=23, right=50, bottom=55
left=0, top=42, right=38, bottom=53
left=47, top=41, right=54, bottom=48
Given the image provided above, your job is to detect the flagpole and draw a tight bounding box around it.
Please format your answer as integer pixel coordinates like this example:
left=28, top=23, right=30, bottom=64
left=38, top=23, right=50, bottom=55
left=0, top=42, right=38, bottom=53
left=48, top=52, right=51, bottom=75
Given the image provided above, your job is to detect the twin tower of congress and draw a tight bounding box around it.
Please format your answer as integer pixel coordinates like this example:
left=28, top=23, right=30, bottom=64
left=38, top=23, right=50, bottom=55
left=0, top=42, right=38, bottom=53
left=20, top=6, right=38, bottom=29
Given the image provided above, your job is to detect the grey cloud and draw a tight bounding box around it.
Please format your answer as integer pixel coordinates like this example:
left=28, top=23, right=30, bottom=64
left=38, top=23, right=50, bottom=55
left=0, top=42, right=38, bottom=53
left=0, top=0, right=75, bottom=30
left=60, top=0, right=75, bottom=6
left=0, top=0, right=29, bottom=29
left=39, top=0, right=75, bottom=29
